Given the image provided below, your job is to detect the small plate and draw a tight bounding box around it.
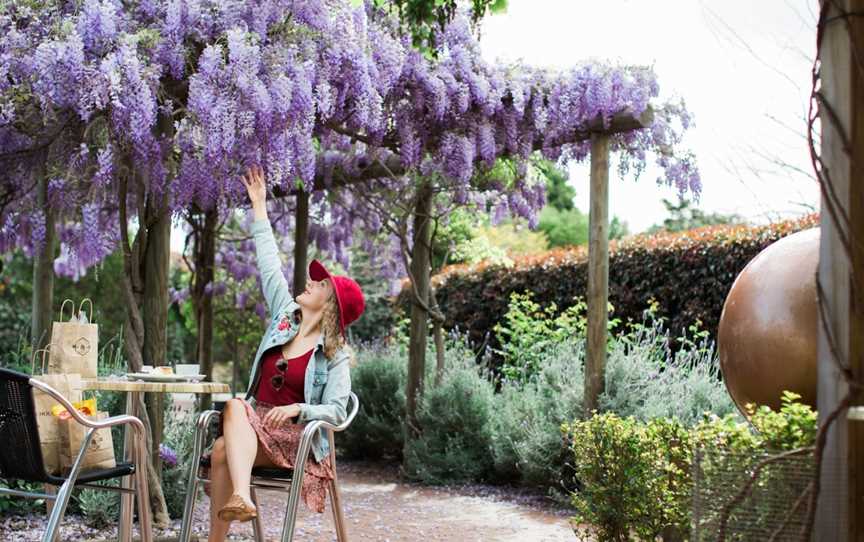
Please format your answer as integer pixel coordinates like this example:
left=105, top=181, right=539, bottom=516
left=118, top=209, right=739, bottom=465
left=126, top=373, right=207, bottom=383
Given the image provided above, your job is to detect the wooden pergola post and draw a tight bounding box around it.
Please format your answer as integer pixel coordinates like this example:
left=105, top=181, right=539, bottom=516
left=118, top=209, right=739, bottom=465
left=293, top=189, right=310, bottom=297
left=815, top=0, right=864, bottom=538
left=585, top=133, right=610, bottom=415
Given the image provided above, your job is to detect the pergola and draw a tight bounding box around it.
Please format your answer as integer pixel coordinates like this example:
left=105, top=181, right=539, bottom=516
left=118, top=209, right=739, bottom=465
left=266, top=107, right=655, bottom=415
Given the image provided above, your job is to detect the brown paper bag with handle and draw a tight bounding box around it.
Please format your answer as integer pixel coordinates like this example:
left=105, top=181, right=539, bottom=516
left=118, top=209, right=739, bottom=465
left=30, top=347, right=83, bottom=475
left=59, top=410, right=116, bottom=474
left=48, top=298, right=98, bottom=377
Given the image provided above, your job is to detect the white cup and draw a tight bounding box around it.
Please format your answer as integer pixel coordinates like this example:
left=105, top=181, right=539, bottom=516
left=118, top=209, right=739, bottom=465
left=175, top=364, right=201, bottom=376
left=141, top=365, right=154, bottom=374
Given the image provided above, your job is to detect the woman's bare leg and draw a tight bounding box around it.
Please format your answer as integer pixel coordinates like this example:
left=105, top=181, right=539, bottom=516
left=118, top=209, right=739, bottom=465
left=208, top=437, right=233, bottom=542
left=222, top=398, right=258, bottom=502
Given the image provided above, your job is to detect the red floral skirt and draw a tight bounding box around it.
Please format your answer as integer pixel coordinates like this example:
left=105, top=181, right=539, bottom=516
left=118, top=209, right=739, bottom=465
left=202, top=399, right=335, bottom=513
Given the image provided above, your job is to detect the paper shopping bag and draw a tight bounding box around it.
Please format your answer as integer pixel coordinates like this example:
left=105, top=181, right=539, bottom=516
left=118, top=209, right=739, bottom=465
left=48, top=298, right=98, bottom=378
left=59, top=410, right=116, bottom=474
left=30, top=347, right=83, bottom=475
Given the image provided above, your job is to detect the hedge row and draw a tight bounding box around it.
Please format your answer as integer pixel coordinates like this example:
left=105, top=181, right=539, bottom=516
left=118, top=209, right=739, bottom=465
left=399, top=214, right=819, bottom=361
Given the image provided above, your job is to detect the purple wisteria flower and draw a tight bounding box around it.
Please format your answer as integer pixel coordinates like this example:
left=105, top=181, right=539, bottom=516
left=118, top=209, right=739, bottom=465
left=159, top=443, right=178, bottom=468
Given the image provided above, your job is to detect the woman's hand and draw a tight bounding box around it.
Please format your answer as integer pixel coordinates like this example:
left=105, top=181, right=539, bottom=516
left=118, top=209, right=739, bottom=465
left=263, top=404, right=301, bottom=426
left=240, top=164, right=267, bottom=206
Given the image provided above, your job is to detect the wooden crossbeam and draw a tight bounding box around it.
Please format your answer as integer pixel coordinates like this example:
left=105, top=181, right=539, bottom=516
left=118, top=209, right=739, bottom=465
left=271, top=107, right=655, bottom=198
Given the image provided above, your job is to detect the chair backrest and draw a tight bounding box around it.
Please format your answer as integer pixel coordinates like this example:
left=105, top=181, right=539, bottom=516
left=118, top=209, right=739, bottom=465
left=0, top=368, right=51, bottom=483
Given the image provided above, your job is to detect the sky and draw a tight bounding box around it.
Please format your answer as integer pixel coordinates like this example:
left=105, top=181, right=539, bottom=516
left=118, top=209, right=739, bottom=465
left=477, top=0, right=820, bottom=232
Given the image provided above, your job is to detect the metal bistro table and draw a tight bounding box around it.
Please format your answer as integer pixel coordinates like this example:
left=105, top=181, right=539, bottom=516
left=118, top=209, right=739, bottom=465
left=82, top=378, right=230, bottom=541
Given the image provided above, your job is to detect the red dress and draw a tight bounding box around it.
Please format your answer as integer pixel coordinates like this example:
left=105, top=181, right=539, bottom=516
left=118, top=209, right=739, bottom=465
left=255, top=345, right=312, bottom=406
left=204, top=345, right=336, bottom=513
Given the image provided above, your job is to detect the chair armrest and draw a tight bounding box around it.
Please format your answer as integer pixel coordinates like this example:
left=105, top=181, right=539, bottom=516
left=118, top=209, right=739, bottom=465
left=296, top=392, right=360, bottom=461
left=191, top=409, right=222, bottom=456
left=303, top=391, right=359, bottom=435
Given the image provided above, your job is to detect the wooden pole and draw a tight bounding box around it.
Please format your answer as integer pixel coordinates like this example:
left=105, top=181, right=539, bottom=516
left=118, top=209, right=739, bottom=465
left=31, top=172, right=55, bottom=353
left=194, top=208, right=217, bottom=411
left=585, top=133, right=610, bottom=416
left=293, top=190, right=310, bottom=297
left=815, top=1, right=864, bottom=538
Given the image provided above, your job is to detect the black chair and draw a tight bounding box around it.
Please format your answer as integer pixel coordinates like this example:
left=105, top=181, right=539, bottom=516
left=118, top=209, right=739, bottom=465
left=179, top=392, right=359, bottom=542
left=0, top=368, right=152, bottom=542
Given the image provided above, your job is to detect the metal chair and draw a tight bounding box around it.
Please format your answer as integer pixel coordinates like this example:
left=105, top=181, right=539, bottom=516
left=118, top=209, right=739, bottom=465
left=179, top=392, right=359, bottom=542
left=0, top=367, right=152, bottom=542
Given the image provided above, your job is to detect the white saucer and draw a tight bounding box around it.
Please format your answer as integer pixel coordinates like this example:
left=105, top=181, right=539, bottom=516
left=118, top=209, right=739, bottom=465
left=126, top=373, right=207, bottom=383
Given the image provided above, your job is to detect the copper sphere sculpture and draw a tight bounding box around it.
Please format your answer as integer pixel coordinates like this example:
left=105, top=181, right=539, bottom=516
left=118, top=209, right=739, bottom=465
left=718, top=228, right=818, bottom=414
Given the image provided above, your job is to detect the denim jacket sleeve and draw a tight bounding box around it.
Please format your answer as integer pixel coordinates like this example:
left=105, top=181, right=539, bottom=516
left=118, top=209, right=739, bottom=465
left=297, top=352, right=352, bottom=426
left=250, top=217, right=294, bottom=317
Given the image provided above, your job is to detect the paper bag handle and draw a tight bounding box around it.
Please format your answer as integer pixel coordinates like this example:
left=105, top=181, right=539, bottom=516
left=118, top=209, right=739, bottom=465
left=58, top=299, right=75, bottom=322
left=78, top=298, right=94, bottom=323
left=30, top=345, right=52, bottom=375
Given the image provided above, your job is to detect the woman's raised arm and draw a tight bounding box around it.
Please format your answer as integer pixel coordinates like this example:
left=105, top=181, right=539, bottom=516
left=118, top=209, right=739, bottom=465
left=241, top=166, right=294, bottom=316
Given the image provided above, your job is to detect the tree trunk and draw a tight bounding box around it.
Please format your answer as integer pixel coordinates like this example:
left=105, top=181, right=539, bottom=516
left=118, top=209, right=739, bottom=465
left=143, top=191, right=171, bottom=495
left=194, top=208, right=218, bottom=411
left=432, top=287, right=446, bottom=386
left=404, top=180, right=434, bottom=442
left=117, top=169, right=171, bottom=527
left=584, top=133, right=610, bottom=416
left=293, top=190, right=310, bottom=297
left=31, top=174, right=56, bottom=354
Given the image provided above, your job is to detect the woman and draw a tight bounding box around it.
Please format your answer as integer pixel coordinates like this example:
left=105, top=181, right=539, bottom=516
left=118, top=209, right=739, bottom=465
left=205, top=165, right=365, bottom=542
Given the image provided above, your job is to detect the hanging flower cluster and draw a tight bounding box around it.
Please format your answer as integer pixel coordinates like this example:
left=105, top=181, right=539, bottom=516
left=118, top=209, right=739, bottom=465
left=0, top=0, right=698, bottom=298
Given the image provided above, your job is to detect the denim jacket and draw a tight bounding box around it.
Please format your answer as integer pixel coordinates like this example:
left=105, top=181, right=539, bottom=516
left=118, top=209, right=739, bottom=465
left=244, top=217, right=352, bottom=463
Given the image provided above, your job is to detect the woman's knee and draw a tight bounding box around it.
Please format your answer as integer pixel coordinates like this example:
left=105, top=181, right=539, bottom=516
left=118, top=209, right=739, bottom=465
left=223, top=398, right=246, bottom=419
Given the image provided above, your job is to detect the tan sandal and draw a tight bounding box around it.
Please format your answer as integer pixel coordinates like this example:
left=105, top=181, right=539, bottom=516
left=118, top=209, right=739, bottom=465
left=217, top=493, right=257, bottom=522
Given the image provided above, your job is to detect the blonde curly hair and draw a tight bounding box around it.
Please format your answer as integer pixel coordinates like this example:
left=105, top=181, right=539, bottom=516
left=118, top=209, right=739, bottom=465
left=321, top=287, right=356, bottom=366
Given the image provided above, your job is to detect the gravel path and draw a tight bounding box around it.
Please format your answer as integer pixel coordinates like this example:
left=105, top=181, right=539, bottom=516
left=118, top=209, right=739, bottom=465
left=0, top=461, right=577, bottom=541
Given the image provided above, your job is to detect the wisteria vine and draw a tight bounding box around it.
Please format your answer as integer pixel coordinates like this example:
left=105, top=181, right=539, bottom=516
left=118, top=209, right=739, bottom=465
left=0, top=0, right=700, bottom=317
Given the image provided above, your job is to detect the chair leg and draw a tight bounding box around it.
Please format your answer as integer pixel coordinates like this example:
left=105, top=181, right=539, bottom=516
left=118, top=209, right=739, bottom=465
left=180, top=410, right=216, bottom=542
left=41, top=478, right=74, bottom=542
left=329, top=476, right=348, bottom=542
left=178, top=462, right=201, bottom=542
left=250, top=486, right=265, bottom=542
left=42, top=429, right=96, bottom=542
left=280, top=453, right=311, bottom=542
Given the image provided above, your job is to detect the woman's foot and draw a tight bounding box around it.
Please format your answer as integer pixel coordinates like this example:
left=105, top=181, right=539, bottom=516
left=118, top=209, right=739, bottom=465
left=216, top=493, right=257, bottom=522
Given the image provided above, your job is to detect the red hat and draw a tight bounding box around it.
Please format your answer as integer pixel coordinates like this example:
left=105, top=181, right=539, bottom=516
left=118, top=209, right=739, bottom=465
left=309, top=259, right=365, bottom=336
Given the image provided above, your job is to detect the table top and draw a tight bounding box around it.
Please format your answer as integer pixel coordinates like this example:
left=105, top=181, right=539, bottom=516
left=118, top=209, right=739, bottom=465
left=82, top=378, right=230, bottom=394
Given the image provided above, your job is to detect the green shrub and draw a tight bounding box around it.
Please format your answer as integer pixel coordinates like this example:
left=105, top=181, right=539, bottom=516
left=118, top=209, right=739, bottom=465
left=564, top=393, right=817, bottom=542
left=600, top=314, right=737, bottom=425
left=403, top=341, right=496, bottom=484
left=493, top=292, right=596, bottom=383
left=564, top=413, right=692, bottom=542
left=76, top=485, right=121, bottom=527
left=489, top=340, right=584, bottom=493
left=0, top=480, right=48, bottom=515
left=405, top=214, right=819, bottom=368
left=339, top=341, right=408, bottom=460
left=690, top=391, right=817, bottom=537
